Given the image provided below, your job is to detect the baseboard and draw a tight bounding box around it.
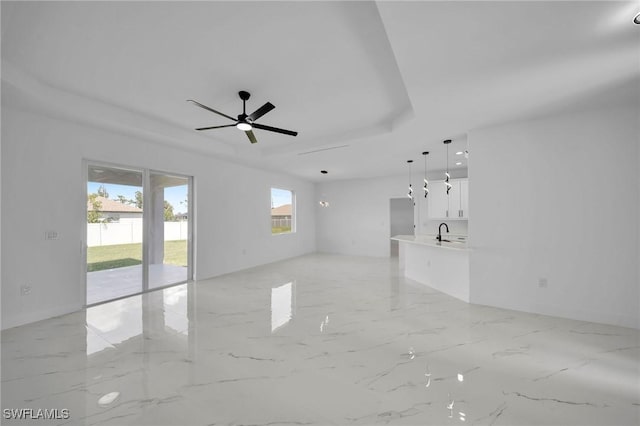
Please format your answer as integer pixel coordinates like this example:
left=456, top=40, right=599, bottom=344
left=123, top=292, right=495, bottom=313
left=1, top=302, right=83, bottom=331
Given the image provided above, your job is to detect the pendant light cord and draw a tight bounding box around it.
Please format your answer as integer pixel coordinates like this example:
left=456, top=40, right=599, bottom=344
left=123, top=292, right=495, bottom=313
left=423, top=151, right=429, bottom=198
left=444, top=140, right=452, bottom=195
left=407, top=160, right=414, bottom=202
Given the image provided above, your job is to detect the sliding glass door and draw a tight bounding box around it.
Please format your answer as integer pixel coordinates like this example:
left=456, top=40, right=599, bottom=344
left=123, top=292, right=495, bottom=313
left=148, top=172, right=190, bottom=289
left=86, top=165, right=144, bottom=304
left=85, top=163, right=192, bottom=305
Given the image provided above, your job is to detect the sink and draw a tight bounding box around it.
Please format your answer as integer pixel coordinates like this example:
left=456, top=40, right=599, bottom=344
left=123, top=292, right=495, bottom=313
left=438, top=239, right=466, bottom=244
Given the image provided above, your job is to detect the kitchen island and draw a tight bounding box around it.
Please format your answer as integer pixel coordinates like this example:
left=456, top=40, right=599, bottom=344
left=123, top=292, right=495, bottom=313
left=391, top=235, right=470, bottom=302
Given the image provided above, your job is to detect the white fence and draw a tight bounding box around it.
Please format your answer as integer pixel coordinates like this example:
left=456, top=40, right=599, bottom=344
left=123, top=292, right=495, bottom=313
left=87, top=222, right=188, bottom=247
left=271, top=218, right=292, bottom=228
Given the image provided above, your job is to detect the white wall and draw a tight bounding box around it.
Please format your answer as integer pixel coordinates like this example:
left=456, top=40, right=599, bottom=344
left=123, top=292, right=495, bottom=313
left=468, top=105, right=639, bottom=329
left=1, top=106, right=316, bottom=329
left=316, top=170, right=468, bottom=257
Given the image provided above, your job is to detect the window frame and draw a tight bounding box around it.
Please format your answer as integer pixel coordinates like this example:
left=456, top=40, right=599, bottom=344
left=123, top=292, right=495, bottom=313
left=270, top=187, right=296, bottom=235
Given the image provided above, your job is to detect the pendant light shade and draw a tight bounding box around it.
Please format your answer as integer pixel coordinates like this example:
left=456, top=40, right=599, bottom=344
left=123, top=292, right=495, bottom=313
left=407, top=160, right=414, bottom=200
left=444, top=140, right=452, bottom=195
left=422, top=151, right=429, bottom=197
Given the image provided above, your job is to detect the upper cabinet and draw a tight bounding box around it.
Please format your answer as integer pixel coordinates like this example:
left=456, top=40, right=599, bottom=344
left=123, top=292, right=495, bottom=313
left=459, top=179, right=469, bottom=219
left=427, top=178, right=469, bottom=219
left=427, top=181, right=449, bottom=219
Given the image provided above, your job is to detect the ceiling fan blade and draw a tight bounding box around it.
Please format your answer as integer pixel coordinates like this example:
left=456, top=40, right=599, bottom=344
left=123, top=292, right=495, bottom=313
left=195, top=124, right=236, bottom=131
left=252, top=123, right=298, bottom=137
left=187, top=100, right=236, bottom=122
left=245, top=130, right=258, bottom=144
left=248, top=102, right=275, bottom=121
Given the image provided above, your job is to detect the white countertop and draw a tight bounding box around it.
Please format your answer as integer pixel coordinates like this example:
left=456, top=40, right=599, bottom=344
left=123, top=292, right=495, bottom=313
left=391, top=234, right=470, bottom=251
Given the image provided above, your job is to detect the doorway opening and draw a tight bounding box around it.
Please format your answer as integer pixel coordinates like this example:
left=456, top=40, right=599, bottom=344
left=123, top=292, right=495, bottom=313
left=389, top=198, right=414, bottom=257
left=86, top=163, right=192, bottom=305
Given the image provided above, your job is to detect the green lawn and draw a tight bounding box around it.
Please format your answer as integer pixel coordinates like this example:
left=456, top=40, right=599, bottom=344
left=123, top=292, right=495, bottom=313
left=163, top=240, right=188, bottom=266
left=87, top=240, right=187, bottom=272
left=271, top=226, right=292, bottom=234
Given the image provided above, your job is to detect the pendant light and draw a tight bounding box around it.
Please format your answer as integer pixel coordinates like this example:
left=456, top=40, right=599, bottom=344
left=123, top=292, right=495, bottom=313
left=422, top=151, right=429, bottom=197
left=444, top=139, right=452, bottom=194
left=318, top=170, right=329, bottom=207
left=407, top=160, right=414, bottom=201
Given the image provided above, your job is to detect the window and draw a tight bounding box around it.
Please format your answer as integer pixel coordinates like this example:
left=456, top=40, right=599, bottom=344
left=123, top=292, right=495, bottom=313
left=271, top=188, right=294, bottom=234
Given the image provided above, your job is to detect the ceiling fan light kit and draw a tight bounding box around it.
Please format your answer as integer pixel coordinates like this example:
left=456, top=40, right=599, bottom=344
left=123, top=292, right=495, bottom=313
left=188, top=91, right=298, bottom=144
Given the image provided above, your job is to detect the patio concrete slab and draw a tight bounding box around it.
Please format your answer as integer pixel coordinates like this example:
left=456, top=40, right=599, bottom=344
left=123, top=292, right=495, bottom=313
left=87, top=263, right=188, bottom=305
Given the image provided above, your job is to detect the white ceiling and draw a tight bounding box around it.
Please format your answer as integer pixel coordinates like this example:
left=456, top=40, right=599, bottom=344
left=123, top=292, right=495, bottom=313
left=2, top=1, right=639, bottom=182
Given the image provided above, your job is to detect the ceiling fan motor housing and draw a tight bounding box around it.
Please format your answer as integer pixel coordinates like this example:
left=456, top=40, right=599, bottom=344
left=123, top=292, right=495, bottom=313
left=188, top=90, right=298, bottom=143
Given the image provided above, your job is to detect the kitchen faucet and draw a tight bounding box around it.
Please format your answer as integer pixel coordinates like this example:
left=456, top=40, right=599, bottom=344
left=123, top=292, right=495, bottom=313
left=437, top=223, right=449, bottom=242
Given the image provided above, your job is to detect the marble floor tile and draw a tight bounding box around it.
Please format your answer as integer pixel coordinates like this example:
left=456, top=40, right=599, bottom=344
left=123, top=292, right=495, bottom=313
left=2, top=254, right=639, bottom=425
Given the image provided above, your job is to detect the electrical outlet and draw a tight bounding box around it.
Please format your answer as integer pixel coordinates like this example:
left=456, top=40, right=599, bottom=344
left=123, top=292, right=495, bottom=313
left=20, top=285, right=32, bottom=296
left=538, top=278, right=548, bottom=288
left=44, top=231, right=58, bottom=240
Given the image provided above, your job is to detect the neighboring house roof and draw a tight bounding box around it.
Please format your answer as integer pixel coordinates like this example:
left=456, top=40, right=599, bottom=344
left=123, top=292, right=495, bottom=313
left=88, top=196, right=142, bottom=213
left=271, top=204, right=292, bottom=216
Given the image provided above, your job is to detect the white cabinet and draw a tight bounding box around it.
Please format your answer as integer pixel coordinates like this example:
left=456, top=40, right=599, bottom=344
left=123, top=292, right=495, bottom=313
left=427, top=181, right=449, bottom=219
left=448, top=180, right=461, bottom=218
left=427, top=178, right=469, bottom=219
left=460, top=179, right=469, bottom=219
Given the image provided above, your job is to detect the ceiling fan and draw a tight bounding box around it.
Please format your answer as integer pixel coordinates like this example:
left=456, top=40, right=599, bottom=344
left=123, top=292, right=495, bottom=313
left=187, top=91, right=298, bottom=144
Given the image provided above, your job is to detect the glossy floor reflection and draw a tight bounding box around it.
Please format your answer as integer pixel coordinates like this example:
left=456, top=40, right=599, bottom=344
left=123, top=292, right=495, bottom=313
left=2, top=254, right=639, bottom=425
